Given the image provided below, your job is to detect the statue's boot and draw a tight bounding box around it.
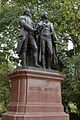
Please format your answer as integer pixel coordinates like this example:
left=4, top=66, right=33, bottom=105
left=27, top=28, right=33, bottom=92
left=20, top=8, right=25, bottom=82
left=47, top=56, right=52, bottom=69
left=33, top=52, right=41, bottom=68
left=42, top=55, right=46, bottom=69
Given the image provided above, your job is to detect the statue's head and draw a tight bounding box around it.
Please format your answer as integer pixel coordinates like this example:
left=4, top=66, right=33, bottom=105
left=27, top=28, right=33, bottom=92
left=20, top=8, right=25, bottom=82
left=41, top=12, right=48, bottom=20
left=24, top=8, right=31, bottom=16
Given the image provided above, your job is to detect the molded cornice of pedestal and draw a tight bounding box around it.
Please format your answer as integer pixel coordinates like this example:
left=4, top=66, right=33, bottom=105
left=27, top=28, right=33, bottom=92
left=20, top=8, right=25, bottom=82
left=8, top=68, right=66, bottom=82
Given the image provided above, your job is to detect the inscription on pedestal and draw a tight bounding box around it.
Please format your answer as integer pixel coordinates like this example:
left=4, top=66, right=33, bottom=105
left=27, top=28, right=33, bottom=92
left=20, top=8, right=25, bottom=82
left=29, top=86, right=59, bottom=92
left=29, top=87, right=41, bottom=91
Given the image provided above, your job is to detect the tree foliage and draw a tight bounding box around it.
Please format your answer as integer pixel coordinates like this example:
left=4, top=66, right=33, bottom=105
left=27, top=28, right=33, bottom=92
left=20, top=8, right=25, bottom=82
left=0, top=62, right=13, bottom=113
left=0, top=0, right=80, bottom=115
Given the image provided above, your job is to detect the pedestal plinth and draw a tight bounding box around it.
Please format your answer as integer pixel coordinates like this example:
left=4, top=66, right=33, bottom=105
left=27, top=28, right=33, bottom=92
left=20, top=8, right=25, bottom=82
left=2, top=69, right=69, bottom=120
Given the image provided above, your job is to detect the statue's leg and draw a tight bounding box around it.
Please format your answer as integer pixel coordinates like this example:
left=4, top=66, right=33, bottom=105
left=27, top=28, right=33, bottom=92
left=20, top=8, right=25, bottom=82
left=20, top=38, right=28, bottom=68
left=47, top=39, right=53, bottom=69
left=41, top=38, right=46, bottom=68
left=20, top=52, right=26, bottom=68
left=29, top=34, right=39, bottom=67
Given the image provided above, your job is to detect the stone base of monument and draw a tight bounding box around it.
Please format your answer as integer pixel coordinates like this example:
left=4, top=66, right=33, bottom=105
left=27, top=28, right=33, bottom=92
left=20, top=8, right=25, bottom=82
left=2, top=69, right=69, bottom=120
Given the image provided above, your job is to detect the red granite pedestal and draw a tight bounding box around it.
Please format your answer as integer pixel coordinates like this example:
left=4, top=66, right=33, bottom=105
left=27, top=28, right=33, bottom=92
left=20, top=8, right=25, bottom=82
left=2, top=69, right=69, bottom=120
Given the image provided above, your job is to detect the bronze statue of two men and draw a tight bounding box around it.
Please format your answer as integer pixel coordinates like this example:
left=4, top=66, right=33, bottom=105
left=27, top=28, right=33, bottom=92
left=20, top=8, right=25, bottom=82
left=17, top=9, right=58, bottom=69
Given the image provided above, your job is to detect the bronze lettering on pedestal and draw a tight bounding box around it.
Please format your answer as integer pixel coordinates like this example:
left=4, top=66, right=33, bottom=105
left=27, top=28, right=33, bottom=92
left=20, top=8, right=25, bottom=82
left=45, top=87, right=59, bottom=92
left=29, top=86, right=59, bottom=92
left=29, top=87, right=42, bottom=91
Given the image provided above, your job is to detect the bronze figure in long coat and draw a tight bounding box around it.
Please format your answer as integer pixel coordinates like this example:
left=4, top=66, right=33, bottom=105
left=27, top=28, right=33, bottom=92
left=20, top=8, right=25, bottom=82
left=17, top=9, right=38, bottom=67
left=36, top=12, right=58, bottom=69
